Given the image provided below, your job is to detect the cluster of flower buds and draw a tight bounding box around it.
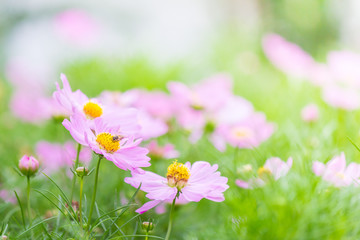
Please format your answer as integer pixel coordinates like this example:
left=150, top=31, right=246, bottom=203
left=18, top=155, right=39, bottom=177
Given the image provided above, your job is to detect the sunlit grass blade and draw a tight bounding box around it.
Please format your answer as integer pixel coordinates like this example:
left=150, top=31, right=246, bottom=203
left=102, top=184, right=142, bottom=239
left=109, top=213, right=140, bottom=238
left=95, top=202, right=107, bottom=231
left=14, top=190, right=26, bottom=230
left=347, top=136, right=360, bottom=153
left=17, top=216, right=57, bottom=238
left=34, top=189, right=78, bottom=224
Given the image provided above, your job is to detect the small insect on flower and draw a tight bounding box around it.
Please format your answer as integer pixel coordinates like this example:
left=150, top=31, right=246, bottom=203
left=112, top=135, right=123, bottom=142
left=125, top=161, right=229, bottom=214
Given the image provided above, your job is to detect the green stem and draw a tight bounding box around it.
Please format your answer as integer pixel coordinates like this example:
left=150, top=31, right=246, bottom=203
left=70, top=144, right=82, bottom=201
left=79, top=176, right=84, bottom=228
left=145, top=234, right=149, bottom=240
left=87, top=155, right=103, bottom=228
left=165, top=191, right=179, bottom=240
left=27, top=176, right=34, bottom=239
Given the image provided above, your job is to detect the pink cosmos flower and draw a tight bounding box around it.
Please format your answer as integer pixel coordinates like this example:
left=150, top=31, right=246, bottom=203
left=98, top=90, right=138, bottom=109
left=262, top=33, right=316, bottom=79
left=19, top=155, right=40, bottom=177
left=167, top=75, right=233, bottom=140
left=54, top=10, right=100, bottom=47
left=63, top=112, right=150, bottom=173
left=54, top=74, right=140, bottom=132
left=320, top=51, right=360, bottom=110
left=146, top=140, right=179, bottom=159
left=138, top=111, right=168, bottom=140
left=313, top=152, right=360, bottom=187
left=212, top=113, right=274, bottom=151
left=36, top=141, right=92, bottom=175
left=125, top=161, right=229, bottom=214
left=301, top=103, right=319, bottom=123
left=236, top=157, right=293, bottom=189
left=133, top=90, right=175, bottom=121
left=10, top=90, right=53, bottom=123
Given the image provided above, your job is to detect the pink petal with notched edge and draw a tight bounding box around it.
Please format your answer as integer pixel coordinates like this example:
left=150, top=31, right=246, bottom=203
left=136, top=200, right=162, bottom=214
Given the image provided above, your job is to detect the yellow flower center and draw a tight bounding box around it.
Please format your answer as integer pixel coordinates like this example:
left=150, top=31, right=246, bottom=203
left=167, top=160, right=190, bottom=190
left=83, top=101, right=103, bottom=119
left=336, top=172, right=345, bottom=179
left=96, top=133, right=120, bottom=153
left=231, top=127, right=253, bottom=140
left=257, top=167, right=272, bottom=180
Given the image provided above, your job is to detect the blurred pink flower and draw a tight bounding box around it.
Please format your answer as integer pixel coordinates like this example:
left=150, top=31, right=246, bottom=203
left=0, top=190, right=16, bottom=204
left=125, top=161, right=228, bottom=214
left=63, top=112, right=150, bottom=173
left=320, top=51, right=360, bottom=110
left=133, top=90, right=175, bottom=121
left=167, top=75, right=236, bottom=143
left=146, top=140, right=179, bottom=159
left=236, top=157, right=293, bottom=189
left=138, top=111, right=168, bottom=140
left=19, top=155, right=40, bottom=177
left=54, top=10, right=100, bottom=46
left=212, top=113, right=274, bottom=151
left=10, top=90, right=53, bottom=123
left=313, top=152, right=360, bottom=187
left=262, top=33, right=316, bottom=79
left=36, top=141, right=92, bottom=175
left=168, top=74, right=232, bottom=113
left=301, top=103, right=319, bottom=123
left=98, top=90, right=137, bottom=108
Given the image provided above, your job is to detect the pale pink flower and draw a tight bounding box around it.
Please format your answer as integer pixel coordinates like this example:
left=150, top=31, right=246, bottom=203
left=54, top=10, right=100, bottom=46
left=236, top=157, right=293, bottom=189
left=10, top=90, right=53, bottom=123
left=138, top=111, right=168, bottom=140
left=133, top=90, right=175, bottom=121
left=167, top=75, right=233, bottom=138
left=19, top=155, right=40, bottom=177
left=125, top=161, right=229, bottom=214
left=54, top=74, right=141, bottom=133
left=168, top=74, right=232, bottom=113
left=320, top=51, right=360, bottom=110
left=63, top=112, right=150, bottom=173
left=212, top=113, right=274, bottom=151
left=0, top=190, right=16, bottom=204
left=301, top=103, right=319, bottom=123
left=36, top=141, right=92, bottom=175
left=262, top=33, right=316, bottom=79
left=313, top=152, right=360, bottom=187
left=98, top=90, right=137, bottom=109
left=146, top=140, right=179, bottom=159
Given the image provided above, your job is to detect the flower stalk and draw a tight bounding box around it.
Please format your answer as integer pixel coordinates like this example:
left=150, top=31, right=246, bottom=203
left=87, top=155, right=103, bottom=228
left=70, top=144, right=82, bottom=201
left=165, top=190, right=180, bottom=240
left=26, top=176, right=34, bottom=239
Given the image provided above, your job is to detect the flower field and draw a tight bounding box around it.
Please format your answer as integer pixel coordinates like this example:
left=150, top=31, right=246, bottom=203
left=1, top=1, right=360, bottom=239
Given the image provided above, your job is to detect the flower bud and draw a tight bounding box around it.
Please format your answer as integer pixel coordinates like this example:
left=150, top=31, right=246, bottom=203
left=19, top=155, right=39, bottom=177
left=2, top=236, right=8, bottom=240
left=142, top=221, right=154, bottom=232
left=75, top=167, right=89, bottom=177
